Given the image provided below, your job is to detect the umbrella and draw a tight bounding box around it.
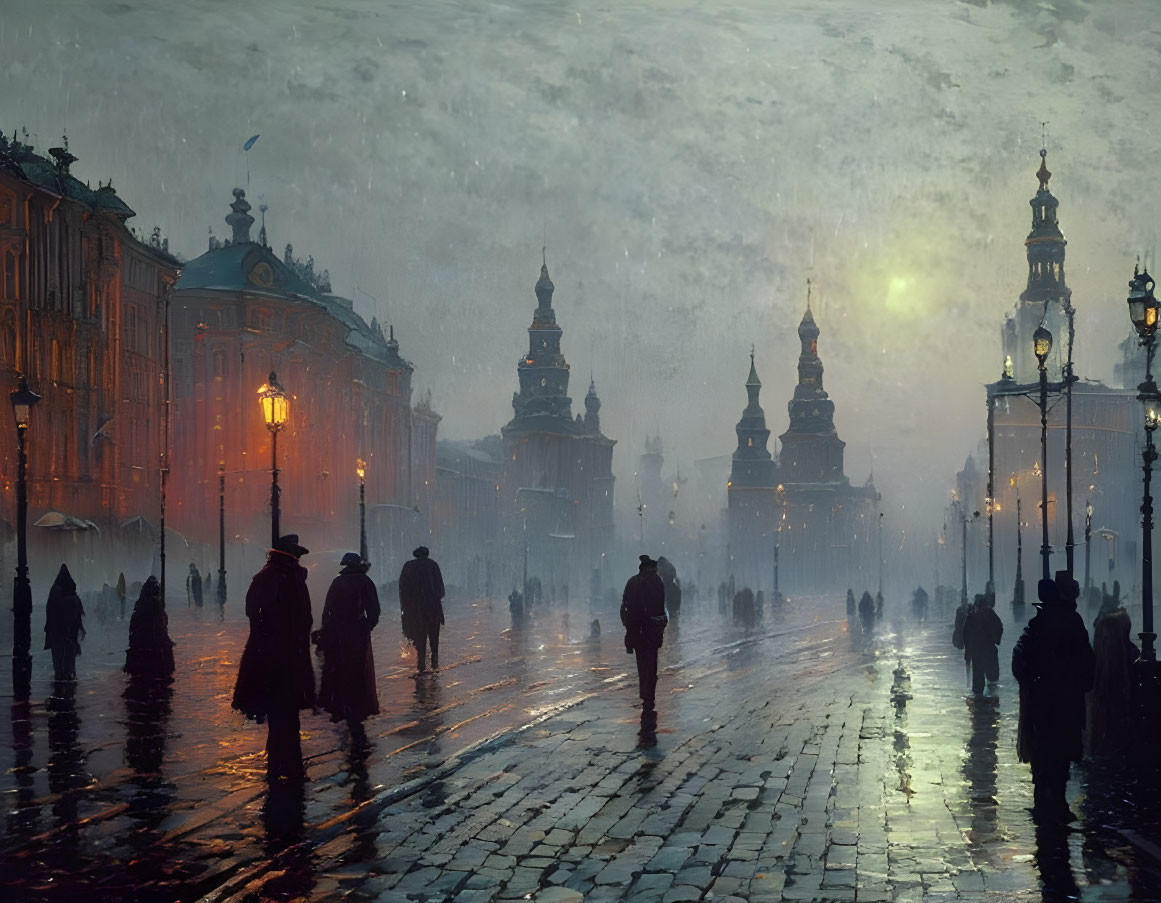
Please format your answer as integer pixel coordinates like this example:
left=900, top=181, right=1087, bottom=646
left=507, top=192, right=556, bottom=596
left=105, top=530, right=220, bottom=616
left=33, top=511, right=101, bottom=533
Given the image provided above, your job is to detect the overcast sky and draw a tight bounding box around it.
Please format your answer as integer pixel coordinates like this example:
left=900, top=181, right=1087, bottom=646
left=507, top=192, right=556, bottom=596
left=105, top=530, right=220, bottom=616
left=5, top=0, right=1161, bottom=532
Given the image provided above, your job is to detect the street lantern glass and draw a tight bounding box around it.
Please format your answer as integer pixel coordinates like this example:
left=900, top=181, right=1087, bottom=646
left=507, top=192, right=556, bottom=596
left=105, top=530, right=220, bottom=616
left=257, top=371, right=288, bottom=431
left=1127, top=266, right=1158, bottom=340
left=1143, top=399, right=1160, bottom=433
left=9, top=376, right=41, bottom=428
left=1033, top=326, right=1053, bottom=368
left=356, top=457, right=366, bottom=482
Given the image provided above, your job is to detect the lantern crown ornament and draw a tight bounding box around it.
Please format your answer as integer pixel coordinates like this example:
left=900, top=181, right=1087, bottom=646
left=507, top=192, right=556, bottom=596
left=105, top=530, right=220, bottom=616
left=1033, top=326, right=1053, bottom=369
left=1128, top=264, right=1159, bottom=341
left=10, top=374, right=41, bottom=429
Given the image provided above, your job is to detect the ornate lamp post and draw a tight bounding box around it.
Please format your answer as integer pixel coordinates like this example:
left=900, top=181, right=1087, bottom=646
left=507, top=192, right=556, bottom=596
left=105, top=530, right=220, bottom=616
left=1034, top=325, right=1054, bottom=580
left=10, top=376, right=41, bottom=700
left=1013, top=493, right=1025, bottom=609
left=217, top=463, right=227, bottom=609
left=1127, top=265, right=1160, bottom=665
left=257, top=372, right=288, bottom=546
left=356, top=457, right=368, bottom=562
left=1084, top=499, right=1093, bottom=601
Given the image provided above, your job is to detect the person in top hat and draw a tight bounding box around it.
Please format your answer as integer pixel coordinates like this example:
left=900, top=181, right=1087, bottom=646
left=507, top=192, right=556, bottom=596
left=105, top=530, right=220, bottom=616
left=620, top=555, right=668, bottom=744
left=1012, top=574, right=1095, bottom=821
left=232, top=534, right=316, bottom=781
left=44, top=563, right=85, bottom=680
left=398, top=546, right=445, bottom=672
left=318, top=553, right=381, bottom=750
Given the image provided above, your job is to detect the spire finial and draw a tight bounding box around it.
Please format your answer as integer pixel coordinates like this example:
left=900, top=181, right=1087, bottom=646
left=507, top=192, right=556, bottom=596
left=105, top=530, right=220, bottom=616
left=750, top=343, right=755, bottom=363
left=1036, top=123, right=1052, bottom=191
left=806, top=277, right=812, bottom=310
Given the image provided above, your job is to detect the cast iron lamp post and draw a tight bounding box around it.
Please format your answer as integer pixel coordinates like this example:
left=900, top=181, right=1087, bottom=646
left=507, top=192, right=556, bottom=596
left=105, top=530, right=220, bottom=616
left=217, top=463, right=227, bottom=610
left=357, top=457, right=368, bottom=562
left=1034, top=325, right=1054, bottom=580
left=258, top=372, right=288, bottom=546
left=1127, top=265, right=1160, bottom=664
left=10, top=375, right=41, bottom=700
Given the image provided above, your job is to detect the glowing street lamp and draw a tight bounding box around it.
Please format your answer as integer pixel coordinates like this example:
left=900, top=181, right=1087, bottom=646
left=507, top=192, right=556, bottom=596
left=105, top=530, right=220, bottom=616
left=357, top=456, right=368, bottom=563
left=10, top=375, right=41, bottom=700
left=258, top=371, right=288, bottom=546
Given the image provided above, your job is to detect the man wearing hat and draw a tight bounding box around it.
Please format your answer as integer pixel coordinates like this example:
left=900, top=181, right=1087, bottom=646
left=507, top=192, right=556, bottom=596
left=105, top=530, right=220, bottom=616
left=232, top=534, right=316, bottom=781
left=1012, top=573, right=1095, bottom=820
left=621, top=555, right=668, bottom=743
left=398, top=546, right=446, bottom=672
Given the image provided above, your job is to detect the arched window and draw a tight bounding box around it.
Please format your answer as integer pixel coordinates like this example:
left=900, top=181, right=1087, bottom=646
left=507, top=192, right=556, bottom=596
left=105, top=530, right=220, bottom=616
left=213, top=349, right=226, bottom=379
left=4, top=251, right=15, bottom=300
left=0, top=310, right=15, bottom=372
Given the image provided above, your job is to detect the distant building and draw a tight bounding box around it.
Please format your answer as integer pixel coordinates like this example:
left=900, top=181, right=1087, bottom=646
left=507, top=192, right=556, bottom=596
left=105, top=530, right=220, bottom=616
left=498, top=260, right=616, bottom=601
left=727, top=304, right=877, bottom=593
left=169, top=188, right=438, bottom=569
left=432, top=436, right=503, bottom=594
left=0, top=132, right=179, bottom=583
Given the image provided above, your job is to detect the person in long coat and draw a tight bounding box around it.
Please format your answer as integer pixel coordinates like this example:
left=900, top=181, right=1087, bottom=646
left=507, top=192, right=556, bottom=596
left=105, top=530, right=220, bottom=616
left=318, top=553, right=380, bottom=748
left=187, top=563, right=203, bottom=608
left=657, top=556, right=682, bottom=620
left=1086, top=604, right=1138, bottom=758
left=1012, top=574, right=1095, bottom=821
left=44, top=564, right=85, bottom=680
left=398, top=546, right=445, bottom=672
left=621, top=555, right=668, bottom=742
left=232, top=535, right=316, bottom=781
left=124, top=576, right=175, bottom=678
left=962, top=593, right=1003, bottom=694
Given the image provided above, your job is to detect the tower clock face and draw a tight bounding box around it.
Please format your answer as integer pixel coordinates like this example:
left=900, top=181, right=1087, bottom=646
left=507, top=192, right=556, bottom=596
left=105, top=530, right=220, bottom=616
left=248, top=261, right=275, bottom=287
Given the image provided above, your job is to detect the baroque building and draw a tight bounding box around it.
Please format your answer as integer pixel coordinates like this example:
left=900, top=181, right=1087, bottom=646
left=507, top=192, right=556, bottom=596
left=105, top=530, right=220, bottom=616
left=0, top=132, right=179, bottom=586
left=169, top=188, right=438, bottom=576
left=498, top=260, right=616, bottom=601
left=727, top=303, right=877, bottom=594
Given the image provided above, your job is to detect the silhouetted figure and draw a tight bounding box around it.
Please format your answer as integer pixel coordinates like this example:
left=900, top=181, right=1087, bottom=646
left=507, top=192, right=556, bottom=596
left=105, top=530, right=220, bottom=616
left=657, top=556, right=682, bottom=620
left=124, top=576, right=174, bottom=678
left=621, top=555, right=668, bottom=743
left=858, top=590, right=876, bottom=633
left=846, top=589, right=857, bottom=617
left=1087, top=605, right=1138, bottom=759
left=44, top=564, right=84, bottom=680
left=232, top=535, right=316, bottom=782
left=875, top=590, right=884, bottom=620
left=953, top=597, right=971, bottom=653
left=733, top=587, right=756, bottom=623
left=187, top=562, right=203, bottom=608
left=590, top=618, right=601, bottom=638
left=116, top=572, right=127, bottom=621
left=508, top=587, right=524, bottom=618
left=217, top=570, right=228, bottom=618
left=1013, top=575, right=1095, bottom=821
left=962, top=593, right=1003, bottom=695
left=398, top=546, right=445, bottom=672
left=910, top=586, right=929, bottom=623
left=318, top=553, right=380, bottom=750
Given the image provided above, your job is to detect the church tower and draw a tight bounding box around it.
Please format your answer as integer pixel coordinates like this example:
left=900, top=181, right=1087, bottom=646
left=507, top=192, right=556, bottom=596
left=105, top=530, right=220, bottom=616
left=1003, top=150, right=1070, bottom=383
left=729, top=352, right=777, bottom=488
left=510, top=261, right=572, bottom=425
left=778, top=302, right=845, bottom=484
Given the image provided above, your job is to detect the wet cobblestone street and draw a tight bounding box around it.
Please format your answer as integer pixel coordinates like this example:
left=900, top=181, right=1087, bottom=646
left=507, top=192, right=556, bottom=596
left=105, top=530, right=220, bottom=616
left=3, top=594, right=1160, bottom=901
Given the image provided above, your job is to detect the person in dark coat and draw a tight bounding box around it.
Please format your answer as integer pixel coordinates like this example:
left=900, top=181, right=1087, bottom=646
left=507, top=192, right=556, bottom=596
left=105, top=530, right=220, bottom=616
left=508, top=586, right=524, bottom=619
left=44, top=564, right=85, bottom=680
left=232, top=535, right=316, bottom=781
left=1086, top=605, right=1138, bottom=759
left=846, top=589, right=857, bottom=617
left=621, top=555, right=668, bottom=742
left=116, top=572, right=127, bottom=621
left=398, top=546, right=445, bottom=672
left=962, top=592, right=1003, bottom=694
left=657, top=556, right=682, bottom=620
left=318, top=553, right=380, bottom=749
left=1012, top=575, right=1095, bottom=821
left=187, top=562, right=203, bottom=608
left=858, top=590, right=876, bottom=633
left=124, top=576, right=175, bottom=678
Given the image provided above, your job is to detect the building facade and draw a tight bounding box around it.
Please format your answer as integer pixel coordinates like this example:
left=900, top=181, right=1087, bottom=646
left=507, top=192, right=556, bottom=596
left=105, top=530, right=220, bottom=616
left=0, top=132, right=179, bottom=586
left=169, top=188, right=438, bottom=574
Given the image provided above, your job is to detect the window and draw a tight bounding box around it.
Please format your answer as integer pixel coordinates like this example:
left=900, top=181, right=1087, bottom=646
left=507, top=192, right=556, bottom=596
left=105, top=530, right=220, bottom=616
left=213, top=349, right=227, bottom=379
left=50, top=339, right=60, bottom=382
left=126, top=307, right=138, bottom=352
left=0, top=311, right=15, bottom=371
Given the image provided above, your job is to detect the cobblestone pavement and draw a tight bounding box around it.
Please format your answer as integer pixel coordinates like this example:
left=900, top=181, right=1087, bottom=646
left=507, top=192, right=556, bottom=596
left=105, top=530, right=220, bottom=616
left=5, top=597, right=1160, bottom=901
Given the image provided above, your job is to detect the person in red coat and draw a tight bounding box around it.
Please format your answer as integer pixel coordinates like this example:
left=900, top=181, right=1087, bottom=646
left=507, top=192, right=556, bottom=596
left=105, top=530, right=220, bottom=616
left=232, top=535, right=316, bottom=782
left=318, top=553, right=381, bottom=751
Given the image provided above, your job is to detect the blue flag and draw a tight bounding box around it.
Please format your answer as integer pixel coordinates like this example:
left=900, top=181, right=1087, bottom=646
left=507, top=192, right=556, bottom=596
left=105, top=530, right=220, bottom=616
left=243, top=134, right=260, bottom=152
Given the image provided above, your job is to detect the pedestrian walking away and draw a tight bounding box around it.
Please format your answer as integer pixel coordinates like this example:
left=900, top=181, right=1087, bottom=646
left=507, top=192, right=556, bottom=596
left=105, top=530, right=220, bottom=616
left=187, top=562, right=203, bottom=608
left=962, top=592, right=1003, bottom=694
left=1087, top=602, right=1137, bottom=758
left=621, top=554, right=668, bottom=745
left=657, top=555, right=682, bottom=620
left=398, top=545, right=445, bottom=673
left=124, top=575, right=175, bottom=679
left=318, top=552, right=381, bottom=751
left=1012, top=573, right=1095, bottom=822
left=232, top=534, right=316, bottom=782
left=44, top=563, right=85, bottom=681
